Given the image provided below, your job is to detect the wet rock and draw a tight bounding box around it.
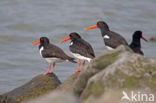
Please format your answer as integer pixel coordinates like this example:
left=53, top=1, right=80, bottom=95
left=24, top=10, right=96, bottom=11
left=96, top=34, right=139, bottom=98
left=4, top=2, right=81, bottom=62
left=4, top=73, right=61, bottom=102
left=150, top=36, right=156, bottom=41
left=80, top=46, right=156, bottom=103
left=0, top=95, right=19, bottom=103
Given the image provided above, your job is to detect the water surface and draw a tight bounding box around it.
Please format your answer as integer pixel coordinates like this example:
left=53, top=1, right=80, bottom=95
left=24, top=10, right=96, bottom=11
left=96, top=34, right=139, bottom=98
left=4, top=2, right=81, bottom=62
left=0, top=0, right=156, bottom=93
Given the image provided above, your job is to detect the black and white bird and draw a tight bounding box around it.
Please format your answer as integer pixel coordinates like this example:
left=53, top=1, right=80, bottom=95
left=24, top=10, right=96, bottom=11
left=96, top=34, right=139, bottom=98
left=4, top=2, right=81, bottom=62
left=84, top=21, right=128, bottom=50
left=32, top=37, right=76, bottom=75
left=129, top=30, right=148, bottom=55
left=60, top=32, right=95, bottom=73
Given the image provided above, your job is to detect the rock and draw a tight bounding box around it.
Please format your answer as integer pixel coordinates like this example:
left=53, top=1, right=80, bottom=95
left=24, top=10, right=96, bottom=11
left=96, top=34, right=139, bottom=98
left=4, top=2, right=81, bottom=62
left=150, top=36, right=156, bottom=41
left=26, top=91, right=79, bottom=103
left=3, top=45, right=156, bottom=103
left=57, top=72, right=80, bottom=93
left=80, top=46, right=156, bottom=103
left=0, top=95, right=19, bottom=103
left=71, top=46, right=130, bottom=96
left=3, top=73, right=61, bottom=102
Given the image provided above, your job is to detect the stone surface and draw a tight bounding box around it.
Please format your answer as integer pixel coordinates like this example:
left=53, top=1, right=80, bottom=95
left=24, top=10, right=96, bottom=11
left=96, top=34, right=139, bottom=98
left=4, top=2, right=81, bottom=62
left=4, top=73, right=61, bottom=102
left=72, top=46, right=130, bottom=96
left=26, top=91, right=79, bottom=103
left=0, top=95, right=19, bottom=103
left=80, top=46, right=156, bottom=103
left=57, top=72, right=80, bottom=93
left=2, top=45, right=156, bottom=103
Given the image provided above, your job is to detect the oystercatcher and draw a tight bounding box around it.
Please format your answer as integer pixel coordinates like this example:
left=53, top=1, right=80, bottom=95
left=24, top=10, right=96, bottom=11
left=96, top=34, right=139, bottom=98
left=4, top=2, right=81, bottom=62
left=60, top=32, right=95, bottom=73
left=129, top=30, right=148, bottom=55
left=32, top=37, right=76, bottom=75
left=84, top=21, right=128, bottom=50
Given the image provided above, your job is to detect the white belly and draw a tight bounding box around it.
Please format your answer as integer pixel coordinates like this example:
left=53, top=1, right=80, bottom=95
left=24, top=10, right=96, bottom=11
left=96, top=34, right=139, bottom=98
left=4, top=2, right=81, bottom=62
left=103, top=35, right=115, bottom=50
left=105, top=46, right=114, bottom=50
left=71, top=52, right=92, bottom=62
left=39, top=46, right=64, bottom=64
left=45, top=58, right=64, bottom=64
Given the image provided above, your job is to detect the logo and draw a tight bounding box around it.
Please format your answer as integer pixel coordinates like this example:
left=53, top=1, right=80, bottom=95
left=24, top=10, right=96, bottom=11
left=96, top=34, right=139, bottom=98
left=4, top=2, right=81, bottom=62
left=121, top=91, right=155, bottom=102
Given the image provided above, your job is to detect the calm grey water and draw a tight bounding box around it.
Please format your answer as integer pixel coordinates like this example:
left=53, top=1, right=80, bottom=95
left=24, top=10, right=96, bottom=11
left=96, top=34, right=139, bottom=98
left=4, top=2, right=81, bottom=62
left=0, top=0, right=156, bottom=94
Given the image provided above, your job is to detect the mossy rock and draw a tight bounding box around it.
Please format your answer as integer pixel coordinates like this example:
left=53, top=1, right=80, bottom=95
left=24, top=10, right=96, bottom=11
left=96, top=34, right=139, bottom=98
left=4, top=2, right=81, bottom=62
left=81, top=46, right=156, bottom=102
left=3, top=73, right=61, bottom=102
left=93, top=51, right=121, bottom=70
left=57, top=72, right=80, bottom=93
left=72, top=46, right=129, bottom=96
left=81, top=80, right=104, bottom=100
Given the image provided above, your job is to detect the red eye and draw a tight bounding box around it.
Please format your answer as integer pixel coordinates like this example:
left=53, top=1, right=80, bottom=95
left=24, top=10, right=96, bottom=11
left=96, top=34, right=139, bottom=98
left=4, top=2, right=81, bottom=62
left=97, top=22, right=100, bottom=26
left=70, top=34, right=74, bottom=37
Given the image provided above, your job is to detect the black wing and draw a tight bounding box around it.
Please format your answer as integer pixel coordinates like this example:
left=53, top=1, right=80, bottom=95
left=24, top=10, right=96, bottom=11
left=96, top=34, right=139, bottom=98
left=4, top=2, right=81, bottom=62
left=42, top=44, right=75, bottom=62
left=104, top=31, right=128, bottom=49
left=70, top=39, right=95, bottom=59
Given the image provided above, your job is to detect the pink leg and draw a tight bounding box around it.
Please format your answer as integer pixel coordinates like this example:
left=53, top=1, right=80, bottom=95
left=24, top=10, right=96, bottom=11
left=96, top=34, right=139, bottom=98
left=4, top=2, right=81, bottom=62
left=43, top=63, right=52, bottom=75
left=49, top=63, right=55, bottom=73
left=74, top=59, right=82, bottom=73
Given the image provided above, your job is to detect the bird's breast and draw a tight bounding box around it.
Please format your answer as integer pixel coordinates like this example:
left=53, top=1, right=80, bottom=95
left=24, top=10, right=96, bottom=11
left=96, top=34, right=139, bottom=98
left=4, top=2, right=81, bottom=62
left=103, top=35, right=110, bottom=39
left=70, top=41, right=73, bottom=46
left=39, top=46, right=44, bottom=57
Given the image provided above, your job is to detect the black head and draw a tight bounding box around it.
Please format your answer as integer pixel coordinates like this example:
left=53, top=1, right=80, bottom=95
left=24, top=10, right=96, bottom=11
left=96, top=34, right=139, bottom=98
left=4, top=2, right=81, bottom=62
left=40, top=37, right=50, bottom=44
left=132, top=30, right=148, bottom=42
left=69, top=32, right=81, bottom=40
left=133, top=31, right=142, bottom=39
left=97, top=21, right=109, bottom=31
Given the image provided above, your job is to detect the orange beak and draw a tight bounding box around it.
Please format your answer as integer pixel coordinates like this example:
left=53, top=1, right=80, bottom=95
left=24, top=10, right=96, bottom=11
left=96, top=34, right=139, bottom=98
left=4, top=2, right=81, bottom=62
left=60, top=37, right=71, bottom=43
left=32, top=41, right=41, bottom=47
left=141, top=36, right=148, bottom=42
left=83, top=25, right=97, bottom=30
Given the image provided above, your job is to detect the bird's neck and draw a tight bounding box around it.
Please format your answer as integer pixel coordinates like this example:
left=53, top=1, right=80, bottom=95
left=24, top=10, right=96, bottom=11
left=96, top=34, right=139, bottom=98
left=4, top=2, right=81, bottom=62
left=39, top=43, right=49, bottom=49
left=39, top=44, right=43, bottom=49
left=71, top=38, right=80, bottom=42
left=131, top=39, right=141, bottom=47
left=100, top=27, right=110, bottom=37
